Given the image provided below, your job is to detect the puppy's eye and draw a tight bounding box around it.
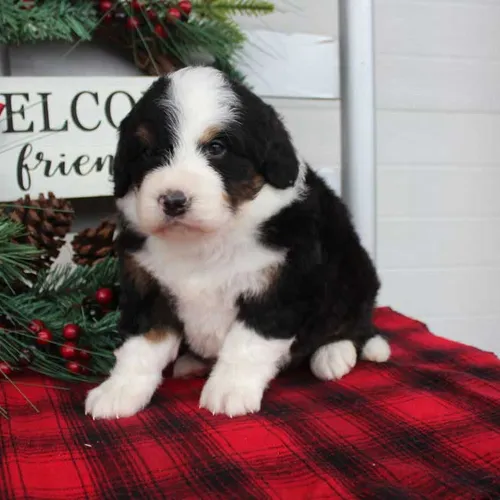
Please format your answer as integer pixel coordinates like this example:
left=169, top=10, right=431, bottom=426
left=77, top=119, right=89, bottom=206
left=204, top=140, right=226, bottom=159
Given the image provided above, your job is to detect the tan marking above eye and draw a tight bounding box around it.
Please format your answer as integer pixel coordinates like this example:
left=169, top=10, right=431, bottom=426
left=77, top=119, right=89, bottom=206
left=199, top=126, right=221, bottom=144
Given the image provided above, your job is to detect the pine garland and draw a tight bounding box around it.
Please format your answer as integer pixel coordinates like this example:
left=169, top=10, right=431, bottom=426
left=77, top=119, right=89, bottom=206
left=0, top=216, right=121, bottom=383
left=0, top=0, right=97, bottom=44
left=0, top=0, right=275, bottom=80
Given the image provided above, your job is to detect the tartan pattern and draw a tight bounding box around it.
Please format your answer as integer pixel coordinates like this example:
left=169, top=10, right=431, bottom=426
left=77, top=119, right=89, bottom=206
left=1, top=308, right=499, bottom=499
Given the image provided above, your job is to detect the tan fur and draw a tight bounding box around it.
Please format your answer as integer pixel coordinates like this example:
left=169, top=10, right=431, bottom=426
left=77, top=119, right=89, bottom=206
left=199, top=125, right=220, bottom=144
left=229, top=174, right=265, bottom=207
left=123, top=254, right=152, bottom=294
left=144, top=328, right=177, bottom=343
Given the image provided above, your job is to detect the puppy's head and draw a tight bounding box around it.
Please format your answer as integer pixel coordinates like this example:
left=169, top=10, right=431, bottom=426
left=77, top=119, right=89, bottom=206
left=114, top=66, right=301, bottom=238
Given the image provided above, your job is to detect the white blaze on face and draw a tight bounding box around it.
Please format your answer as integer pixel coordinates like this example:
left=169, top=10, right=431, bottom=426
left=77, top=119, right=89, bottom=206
left=133, top=67, right=239, bottom=235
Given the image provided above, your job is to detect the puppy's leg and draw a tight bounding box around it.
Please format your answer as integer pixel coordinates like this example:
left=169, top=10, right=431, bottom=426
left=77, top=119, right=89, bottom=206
left=199, top=322, right=293, bottom=417
left=85, top=330, right=181, bottom=419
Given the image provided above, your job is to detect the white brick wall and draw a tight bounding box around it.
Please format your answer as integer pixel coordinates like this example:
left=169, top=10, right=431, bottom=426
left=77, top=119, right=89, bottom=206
left=375, top=0, right=500, bottom=354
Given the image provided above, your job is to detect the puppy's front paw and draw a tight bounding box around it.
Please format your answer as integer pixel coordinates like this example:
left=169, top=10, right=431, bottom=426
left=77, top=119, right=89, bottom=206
left=199, top=365, right=264, bottom=417
left=85, top=374, right=160, bottom=419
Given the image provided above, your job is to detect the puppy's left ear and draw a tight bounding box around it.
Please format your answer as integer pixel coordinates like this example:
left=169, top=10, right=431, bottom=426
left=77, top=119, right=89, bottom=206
left=261, top=106, right=300, bottom=189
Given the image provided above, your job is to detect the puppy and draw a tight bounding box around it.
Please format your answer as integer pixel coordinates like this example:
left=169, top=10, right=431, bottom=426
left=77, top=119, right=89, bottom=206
left=85, top=66, right=390, bottom=419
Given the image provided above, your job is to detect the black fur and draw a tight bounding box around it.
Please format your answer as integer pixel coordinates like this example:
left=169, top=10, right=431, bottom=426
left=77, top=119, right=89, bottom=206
left=238, top=168, right=380, bottom=363
left=113, top=68, right=380, bottom=366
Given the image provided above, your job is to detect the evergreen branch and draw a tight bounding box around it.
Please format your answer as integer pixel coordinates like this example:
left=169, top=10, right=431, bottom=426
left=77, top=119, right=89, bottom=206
left=193, top=0, right=274, bottom=18
left=0, top=218, right=41, bottom=292
left=0, top=0, right=98, bottom=45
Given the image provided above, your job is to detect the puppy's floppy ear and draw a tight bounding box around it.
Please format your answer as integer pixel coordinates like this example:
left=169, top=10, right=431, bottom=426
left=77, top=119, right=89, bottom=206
left=261, top=105, right=299, bottom=189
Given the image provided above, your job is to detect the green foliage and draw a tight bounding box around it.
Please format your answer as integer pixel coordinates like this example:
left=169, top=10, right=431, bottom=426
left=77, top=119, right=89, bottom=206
left=192, top=0, right=275, bottom=19
left=0, top=217, right=120, bottom=382
left=0, top=218, right=40, bottom=292
left=0, top=0, right=97, bottom=45
left=0, top=0, right=275, bottom=82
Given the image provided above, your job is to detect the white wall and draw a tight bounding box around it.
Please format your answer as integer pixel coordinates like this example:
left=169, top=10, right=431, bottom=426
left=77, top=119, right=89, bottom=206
left=3, top=0, right=499, bottom=354
left=374, top=0, right=500, bottom=355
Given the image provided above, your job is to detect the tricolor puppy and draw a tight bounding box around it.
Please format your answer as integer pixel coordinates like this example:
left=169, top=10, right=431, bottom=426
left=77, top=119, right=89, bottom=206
left=85, top=66, right=390, bottom=419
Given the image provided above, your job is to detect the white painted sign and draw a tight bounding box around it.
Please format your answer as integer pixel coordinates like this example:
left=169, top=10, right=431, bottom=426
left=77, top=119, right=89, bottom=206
left=0, top=77, right=150, bottom=200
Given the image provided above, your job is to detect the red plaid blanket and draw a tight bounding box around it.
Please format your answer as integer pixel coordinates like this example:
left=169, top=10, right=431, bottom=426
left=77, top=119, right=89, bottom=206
left=1, top=308, right=499, bottom=499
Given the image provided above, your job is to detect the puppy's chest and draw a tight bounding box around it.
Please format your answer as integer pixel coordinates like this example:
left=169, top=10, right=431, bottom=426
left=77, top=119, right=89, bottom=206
left=137, top=239, right=283, bottom=358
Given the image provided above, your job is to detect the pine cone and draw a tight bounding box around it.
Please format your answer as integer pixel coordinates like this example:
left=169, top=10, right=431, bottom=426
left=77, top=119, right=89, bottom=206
left=4, top=192, right=74, bottom=272
left=71, top=220, right=117, bottom=266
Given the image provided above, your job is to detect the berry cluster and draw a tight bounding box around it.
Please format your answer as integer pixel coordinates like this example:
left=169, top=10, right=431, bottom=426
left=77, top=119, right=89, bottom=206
left=0, top=287, right=118, bottom=377
left=98, top=0, right=192, bottom=38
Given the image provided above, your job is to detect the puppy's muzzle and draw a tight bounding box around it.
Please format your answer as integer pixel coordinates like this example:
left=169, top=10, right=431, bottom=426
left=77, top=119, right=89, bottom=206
left=159, top=190, right=191, bottom=217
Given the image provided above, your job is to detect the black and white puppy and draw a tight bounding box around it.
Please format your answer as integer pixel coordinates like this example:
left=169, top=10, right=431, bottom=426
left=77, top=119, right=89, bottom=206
left=85, top=66, right=390, bottom=419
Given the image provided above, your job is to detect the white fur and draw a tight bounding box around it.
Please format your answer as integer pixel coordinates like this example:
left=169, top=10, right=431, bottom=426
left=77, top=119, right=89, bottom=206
left=310, top=340, right=357, bottom=381
left=85, top=334, right=180, bottom=419
left=172, top=353, right=209, bottom=379
left=199, top=322, right=294, bottom=416
left=361, top=335, right=391, bottom=362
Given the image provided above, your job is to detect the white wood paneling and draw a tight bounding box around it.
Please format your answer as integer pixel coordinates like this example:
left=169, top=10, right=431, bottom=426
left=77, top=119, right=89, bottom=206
left=375, top=0, right=500, bottom=354
left=378, top=219, right=500, bottom=268
left=377, top=0, right=500, bottom=59
left=377, top=56, right=500, bottom=112
left=378, top=167, right=500, bottom=217
left=378, top=111, right=500, bottom=165
left=378, top=267, right=500, bottom=317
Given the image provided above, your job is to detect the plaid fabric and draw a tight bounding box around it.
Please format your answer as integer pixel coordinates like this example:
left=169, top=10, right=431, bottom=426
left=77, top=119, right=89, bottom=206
left=1, top=308, right=499, bottom=500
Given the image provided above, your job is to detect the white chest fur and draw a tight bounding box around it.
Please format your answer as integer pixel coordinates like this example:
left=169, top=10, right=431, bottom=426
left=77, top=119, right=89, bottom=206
left=135, top=231, right=285, bottom=359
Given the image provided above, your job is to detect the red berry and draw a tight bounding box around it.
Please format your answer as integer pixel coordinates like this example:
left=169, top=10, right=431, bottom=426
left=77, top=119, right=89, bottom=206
left=63, top=323, right=81, bottom=341
left=167, top=7, right=182, bottom=21
left=66, top=361, right=81, bottom=374
left=95, top=287, right=114, bottom=307
left=28, top=319, right=45, bottom=334
left=179, top=1, right=192, bottom=15
left=0, top=361, right=12, bottom=376
left=99, top=0, right=113, bottom=13
left=126, top=16, right=140, bottom=30
left=60, top=342, right=77, bottom=359
left=130, top=0, right=143, bottom=10
left=36, top=329, right=53, bottom=346
left=154, top=24, right=167, bottom=38
left=147, top=8, right=157, bottom=21
left=78, top=347, right=92, bottom=362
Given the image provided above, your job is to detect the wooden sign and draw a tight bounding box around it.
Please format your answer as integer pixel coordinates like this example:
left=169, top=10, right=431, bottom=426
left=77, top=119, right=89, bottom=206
left=0, top=77, right=152, bottom=200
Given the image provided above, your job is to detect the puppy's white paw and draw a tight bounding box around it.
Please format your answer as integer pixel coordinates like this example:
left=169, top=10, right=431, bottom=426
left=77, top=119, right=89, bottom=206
left=172, top=353, right=209, bottom=379
left=362, top=335, right=391, bottom=363
left=199, top=364, right=264, bottom=417
left=310, top=340, right=357, bottom=381
left=85, top=374, right=160, bottom=419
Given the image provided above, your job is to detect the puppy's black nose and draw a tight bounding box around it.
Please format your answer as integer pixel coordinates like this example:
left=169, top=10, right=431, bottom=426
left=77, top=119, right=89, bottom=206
left=160, top=190, right=189, bottom=217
